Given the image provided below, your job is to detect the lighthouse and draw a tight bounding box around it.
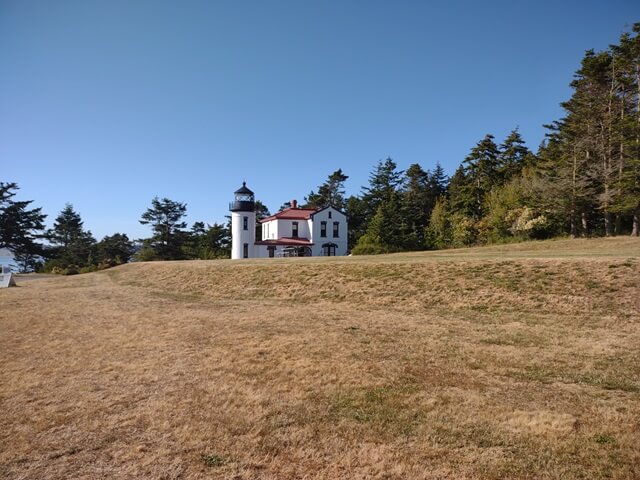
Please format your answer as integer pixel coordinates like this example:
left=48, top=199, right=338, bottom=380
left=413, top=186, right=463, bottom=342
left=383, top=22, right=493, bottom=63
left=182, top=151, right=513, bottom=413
left=230, top=182, right=256, bottom=259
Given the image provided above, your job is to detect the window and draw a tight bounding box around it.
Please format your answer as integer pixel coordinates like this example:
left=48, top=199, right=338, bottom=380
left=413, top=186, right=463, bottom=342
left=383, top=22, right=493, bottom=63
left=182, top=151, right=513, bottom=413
left=268, top=246, right=275, bottom=258
left=243, top=216, right=248, bottom=230
left=328, top=211, right=332, bottom=219
left=292, top=221, right=299, bottom=238
left=320, top=221, right=327, bottom=237
left=322, top=243, right=336, bottom=256
left=243, top=243, right=248, bottom=258
left=333, top=222, right=339, bottom=238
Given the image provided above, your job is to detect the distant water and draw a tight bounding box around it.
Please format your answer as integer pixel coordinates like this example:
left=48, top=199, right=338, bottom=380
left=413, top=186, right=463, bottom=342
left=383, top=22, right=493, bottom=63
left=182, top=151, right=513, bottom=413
left=0, top=248, right=15, bottom=269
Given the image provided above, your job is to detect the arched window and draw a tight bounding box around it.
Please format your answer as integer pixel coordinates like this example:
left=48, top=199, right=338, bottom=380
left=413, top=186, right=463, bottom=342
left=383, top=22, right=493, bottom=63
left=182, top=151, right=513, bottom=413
left=322, top=243, right=337, bottom=256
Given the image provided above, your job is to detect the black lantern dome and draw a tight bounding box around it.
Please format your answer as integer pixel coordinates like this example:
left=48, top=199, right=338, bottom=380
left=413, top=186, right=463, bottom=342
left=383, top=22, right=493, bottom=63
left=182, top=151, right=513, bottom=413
left=230, top=182, right=255, bottom=212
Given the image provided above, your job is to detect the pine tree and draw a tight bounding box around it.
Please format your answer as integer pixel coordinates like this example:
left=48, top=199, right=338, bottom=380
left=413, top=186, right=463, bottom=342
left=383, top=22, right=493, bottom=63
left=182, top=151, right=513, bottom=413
left=461, top=134, right=501, bottom=219
left=534, top=125, right=594, bottom=237
left=344, top=195, right=367, bottom=250
left=447, top=165, right=472, bottom=216
left=361, top=158, right=404, bottom=214
left=498, top=128, right=530, bottom=181
left=139, top=197, right=188, bottom=260
left=47, top=204, right=96, bottom=268
left=0, top=182, right=47, bottom=271
left=203, top=222, right=231, bottom=258
left=425, top=196, right=451, bottom=249
left=49, top=203, right=85, bottom=248
left=254, top=200, right=270, bottom=240
left=400, top=164, right=431, bottom=249
left=352, top=195, right=405, bottom=254
left=97, top=233, right=134, bottom=265
left=428, top=162, right=448, bottom=199
left=278, top=201, right=292, bottom=212
left=182, top=221, right=231, bottom=259
left=613, top=23, right=640, bottom=235
left=305, top=169, right=349, bottom=209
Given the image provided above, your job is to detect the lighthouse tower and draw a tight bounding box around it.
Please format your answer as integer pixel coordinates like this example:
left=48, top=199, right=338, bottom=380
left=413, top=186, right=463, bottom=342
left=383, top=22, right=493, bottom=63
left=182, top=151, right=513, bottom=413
left=230, top=182, right=256, bottom=259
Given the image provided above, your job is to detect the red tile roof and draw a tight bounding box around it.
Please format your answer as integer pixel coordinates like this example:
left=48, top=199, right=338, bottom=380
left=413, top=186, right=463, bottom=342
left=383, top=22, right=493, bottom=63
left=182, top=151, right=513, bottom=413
left=254, top=237, right=313, bottom=246
left=260, top=207, right=319, bottom=222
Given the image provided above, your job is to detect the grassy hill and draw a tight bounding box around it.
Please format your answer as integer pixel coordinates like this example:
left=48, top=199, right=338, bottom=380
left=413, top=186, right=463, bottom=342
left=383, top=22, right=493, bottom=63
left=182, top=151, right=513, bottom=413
left=1, top=237, right=639, bottom=479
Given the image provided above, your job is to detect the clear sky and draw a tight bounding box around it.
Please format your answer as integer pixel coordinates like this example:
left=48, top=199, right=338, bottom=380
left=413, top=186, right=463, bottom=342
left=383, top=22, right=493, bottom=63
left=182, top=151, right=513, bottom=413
left=1, top=1, right=639, bottom=239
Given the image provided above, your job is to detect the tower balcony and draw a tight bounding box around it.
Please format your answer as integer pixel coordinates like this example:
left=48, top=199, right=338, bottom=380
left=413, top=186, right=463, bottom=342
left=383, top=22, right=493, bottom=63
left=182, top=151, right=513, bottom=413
left=229, top=200, right=255, bottom=212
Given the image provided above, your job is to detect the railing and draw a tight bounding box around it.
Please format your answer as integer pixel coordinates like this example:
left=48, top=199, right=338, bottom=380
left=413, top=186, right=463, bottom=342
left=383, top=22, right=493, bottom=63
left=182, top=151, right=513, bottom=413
left=229, top=201, right=255, bottom=212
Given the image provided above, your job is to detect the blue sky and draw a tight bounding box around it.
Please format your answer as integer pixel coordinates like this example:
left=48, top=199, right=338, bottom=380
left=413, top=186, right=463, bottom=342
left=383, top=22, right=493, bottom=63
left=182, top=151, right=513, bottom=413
left=1, top=0, right=639, bottom=239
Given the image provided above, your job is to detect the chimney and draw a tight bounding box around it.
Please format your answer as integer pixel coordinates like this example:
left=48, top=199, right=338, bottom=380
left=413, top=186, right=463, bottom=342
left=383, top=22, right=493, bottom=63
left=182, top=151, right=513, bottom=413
left=291, top=199, right=298, bottom=209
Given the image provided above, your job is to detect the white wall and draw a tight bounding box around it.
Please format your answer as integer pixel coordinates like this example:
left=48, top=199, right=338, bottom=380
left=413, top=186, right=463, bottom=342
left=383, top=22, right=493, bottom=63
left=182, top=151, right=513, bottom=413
left=310, top=207, right=348, bottom=256
left=270, top=219, right=310, bottom=239
left=252, top=207, right=349, bottom=258
left=261, top=219, right=278, bottom=240
left=231, top=211, right=256, bottom=259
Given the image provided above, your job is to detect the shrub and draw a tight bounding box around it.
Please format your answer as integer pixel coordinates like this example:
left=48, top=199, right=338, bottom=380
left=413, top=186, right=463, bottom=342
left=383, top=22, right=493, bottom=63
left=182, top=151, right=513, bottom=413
left=134, top=246, right=159, bottom=262
left=450, top=213, right=477, bottom=247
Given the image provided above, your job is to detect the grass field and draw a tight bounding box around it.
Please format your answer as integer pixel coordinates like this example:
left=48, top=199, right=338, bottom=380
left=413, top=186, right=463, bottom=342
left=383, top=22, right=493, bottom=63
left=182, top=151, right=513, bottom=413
left=1, top=237, right=639, bottom=479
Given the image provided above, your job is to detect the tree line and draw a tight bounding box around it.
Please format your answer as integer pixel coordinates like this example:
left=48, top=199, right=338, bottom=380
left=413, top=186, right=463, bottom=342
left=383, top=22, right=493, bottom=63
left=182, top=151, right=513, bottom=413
left=320, top=24, right=640, bottom=252
left=1, top=23, right=638, bottom=270
left=0, top=185, right=231, bottom=273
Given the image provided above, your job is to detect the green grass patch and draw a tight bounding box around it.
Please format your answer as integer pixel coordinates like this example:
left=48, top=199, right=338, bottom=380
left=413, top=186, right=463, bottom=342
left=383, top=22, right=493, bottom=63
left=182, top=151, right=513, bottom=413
left=329, top=385, right=423, bottom=437
left=200, top=453, right=226, bottom=467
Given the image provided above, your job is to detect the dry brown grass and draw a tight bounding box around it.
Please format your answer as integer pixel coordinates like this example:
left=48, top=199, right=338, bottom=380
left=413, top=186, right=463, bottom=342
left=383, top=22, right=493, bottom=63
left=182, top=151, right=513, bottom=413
left=1, top=237, right=639, bottom=479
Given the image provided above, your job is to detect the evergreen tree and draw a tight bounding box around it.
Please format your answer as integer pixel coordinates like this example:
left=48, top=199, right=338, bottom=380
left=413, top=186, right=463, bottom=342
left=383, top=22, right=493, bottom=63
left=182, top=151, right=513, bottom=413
left=425, top=196, right=450, bottom=249
left=352, top=195, right=405, bottom=254
left=613, top=23, right=640, bottom=235
left=344, top=195, right=367, bottom=250
left=254, top=200, right=270, bottom=240
left=400, top=164, right=431, bottom=249
left=139, top=197, right=188, bottom=260
left=47, top=203, right=97, bottom=268
left=0, top=182, right=47, bottom=272
left=428, top=162, right=448, bottom=199
left=182, top=221, right=231, bottom=259
left=447, top=165, right=473, bottom=216
left=571, top=49, right=617, bottom=235
left=203, top=222, right=231, bottom=258
left=461, top=134, right=501, bottom=219
left=49, top=203, right=84, bottom=248
left=97, top=233, right=134, bottom=265
left=361, top=158, right=404, bottom=214
left=278, top=201, right=292, bottom=212
left=498, top=128, right=530, bottom=181
left=305, top=169, right=349, bottom=209
left=534, top=125, right=594, bottom=237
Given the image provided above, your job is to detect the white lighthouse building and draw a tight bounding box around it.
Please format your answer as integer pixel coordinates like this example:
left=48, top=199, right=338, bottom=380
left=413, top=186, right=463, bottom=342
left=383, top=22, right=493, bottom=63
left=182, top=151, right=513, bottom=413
left=230, top=182, right=348, bottom=259
left=230, top=182, right=257, bottom=260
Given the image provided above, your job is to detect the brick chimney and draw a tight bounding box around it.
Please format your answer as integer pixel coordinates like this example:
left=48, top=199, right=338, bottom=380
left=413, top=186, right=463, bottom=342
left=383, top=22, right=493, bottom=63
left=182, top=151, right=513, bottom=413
left=291, top=199, right=298, bottom=209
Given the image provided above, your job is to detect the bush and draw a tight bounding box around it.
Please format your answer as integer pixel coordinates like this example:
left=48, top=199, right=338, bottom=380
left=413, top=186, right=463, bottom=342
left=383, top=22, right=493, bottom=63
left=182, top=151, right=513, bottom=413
left=49, top=264, right=79, bottom=275
left=450, top=213, right=477, bottom=247
left=79, top=265, right=98, bottom=274
left=351, top=232, right=400, bottom=255
left=351, top=242, right=391, bottom=255
left=133, top=246, right=159, bottom=262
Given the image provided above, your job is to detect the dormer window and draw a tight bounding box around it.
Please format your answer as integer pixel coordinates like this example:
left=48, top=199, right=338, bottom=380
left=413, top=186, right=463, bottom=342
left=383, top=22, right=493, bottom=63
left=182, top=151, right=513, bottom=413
left=320, top=221, right=327, bottom=237
left=292, top=221, right=299, bottom=238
